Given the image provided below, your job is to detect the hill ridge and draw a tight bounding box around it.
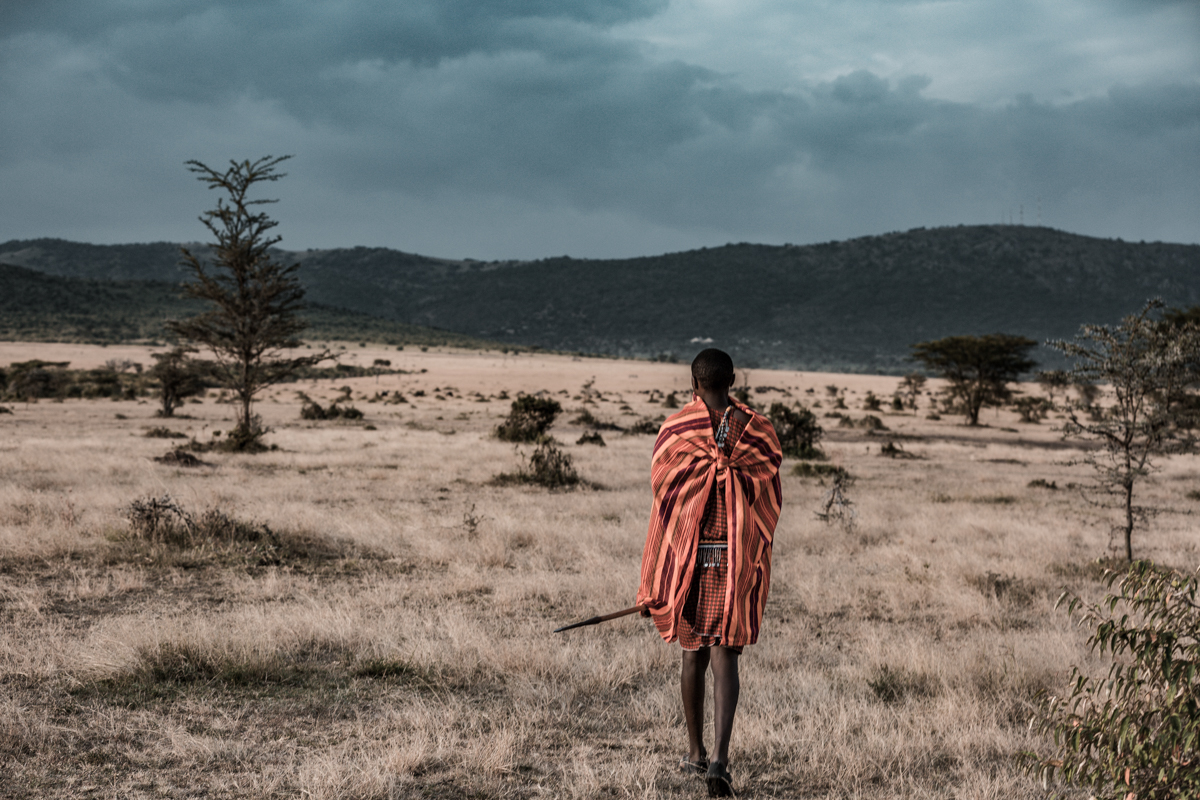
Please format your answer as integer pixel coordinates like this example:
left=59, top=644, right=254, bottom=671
left=3, top=225, right=1197, bottom=371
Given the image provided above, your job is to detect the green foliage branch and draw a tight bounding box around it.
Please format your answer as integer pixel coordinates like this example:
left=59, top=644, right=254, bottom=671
left=1050, top=301, right=1200, bottom=561
left=167, top=156, right=330, bottom=450
left=910, top=333, right=1038, bottom=425
left=1024, top=561, right=1200, bottom=799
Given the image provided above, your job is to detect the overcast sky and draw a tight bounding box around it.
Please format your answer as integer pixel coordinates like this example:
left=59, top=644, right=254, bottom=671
left=1, top=0, right=1197, bottom=260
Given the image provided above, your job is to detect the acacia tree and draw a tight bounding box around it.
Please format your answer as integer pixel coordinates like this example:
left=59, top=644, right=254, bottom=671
left=168, top=156, right=327, bottom=450
left=910, top=333, right=1037, bottom=425
left=148, top=345, right=208, bottom=417
left=1051, top=301, right=1200, bottom=561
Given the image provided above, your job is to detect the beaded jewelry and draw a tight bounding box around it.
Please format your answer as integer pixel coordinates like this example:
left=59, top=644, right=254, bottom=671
left=714, top=405, right=734, bottom=450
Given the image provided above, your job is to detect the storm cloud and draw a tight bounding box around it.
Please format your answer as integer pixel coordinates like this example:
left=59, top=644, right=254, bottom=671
left=1, top=0, right=1197, bottom=258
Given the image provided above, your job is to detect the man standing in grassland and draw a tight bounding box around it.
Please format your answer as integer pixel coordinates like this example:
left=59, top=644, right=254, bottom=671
left=637, top=348, right=783, bottom=797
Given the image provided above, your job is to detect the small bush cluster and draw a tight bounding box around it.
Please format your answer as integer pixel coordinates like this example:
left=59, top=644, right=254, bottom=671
left=838, top=414, right=888, bottom=431
left=124, top=494, right=276, bottom=548
left=1, top=360, right=152, bottom=402
left=576, top=431, right=606, bottom=446
left=298, top=392, right=363, bottom=421
left=496, top=396, right=562, bottom=442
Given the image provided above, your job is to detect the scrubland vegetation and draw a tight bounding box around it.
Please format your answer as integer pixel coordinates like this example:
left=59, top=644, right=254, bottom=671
left=1, top=344, right=1197, bottom=798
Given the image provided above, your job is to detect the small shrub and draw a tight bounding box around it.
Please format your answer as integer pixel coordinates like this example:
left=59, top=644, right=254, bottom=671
left=125, top=494, right=193, bottom=544
left=662, top=392, right=679, bottom=409
left=626, top=416, right=664, bottom=435
left=926, top=412, right=941, bottom=420
left=493, top=440, right=580, bottom=489
left=1186, top=489, right=1200, bottom=501
left=768, top=403, right=825, bottom=459
left=1028, top=478, right=1058, bottom=490
left=815, top=471, right=856, bottom=530
left=144, top=426, right=186, bottom=439
left=216, top=416, right=270, bottom=453
left=791, top=462, right=850, bottom=481
left=0, top=406, right=10, bottom=415
left=152, top=450, right=210, bottom=468
left=863, top=391, right=882, bottom=411
left=879, top=440, right=918, bottom=459
left=837, top=414, right=888, bottom=431
left=496, top=396, right=562, bottom=442
left=577, top=431, right=606, bottom=446
left=526, top=440, right=579, bottom=488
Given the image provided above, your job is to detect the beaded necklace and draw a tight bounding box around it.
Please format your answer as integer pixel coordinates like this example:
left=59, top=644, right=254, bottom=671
left=713, top=404, right=734, bottom=450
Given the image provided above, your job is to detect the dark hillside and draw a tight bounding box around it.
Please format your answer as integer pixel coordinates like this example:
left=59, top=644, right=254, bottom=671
left=4, top=226, right=1197, bottom=371
left=0, top=263, right=507, bottom=349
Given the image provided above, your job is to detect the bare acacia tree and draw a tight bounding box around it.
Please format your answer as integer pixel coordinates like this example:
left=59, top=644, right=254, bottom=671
left=168, top=156, right=328, bottom=449
left=1051, top=300, right=1200, bottom=561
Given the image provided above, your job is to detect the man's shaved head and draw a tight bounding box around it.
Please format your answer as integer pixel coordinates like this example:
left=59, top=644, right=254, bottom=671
left=691, top=348, right=735, bottom=390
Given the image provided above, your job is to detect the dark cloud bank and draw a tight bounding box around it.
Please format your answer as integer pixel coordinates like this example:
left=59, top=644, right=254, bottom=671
left=1, top=0, right=1197, bottom=259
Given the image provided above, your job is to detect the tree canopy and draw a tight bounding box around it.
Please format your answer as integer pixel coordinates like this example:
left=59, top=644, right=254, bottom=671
left=910, top=333, right=1037, bottom=425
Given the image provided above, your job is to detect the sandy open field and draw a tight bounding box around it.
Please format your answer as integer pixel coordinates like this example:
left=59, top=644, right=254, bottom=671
left=2, top=342, right=1197, bottom=799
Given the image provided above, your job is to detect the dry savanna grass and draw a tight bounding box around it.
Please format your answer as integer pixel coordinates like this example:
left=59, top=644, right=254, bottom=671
left=2, top=342, right=1198, bottom=799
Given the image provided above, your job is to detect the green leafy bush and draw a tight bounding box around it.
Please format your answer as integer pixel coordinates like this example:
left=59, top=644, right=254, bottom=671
left=496, top=396, right=562, bottom=442
left=768, top=402, right=824, bottom=459
left=1025, top=561, right=1200, bottom=799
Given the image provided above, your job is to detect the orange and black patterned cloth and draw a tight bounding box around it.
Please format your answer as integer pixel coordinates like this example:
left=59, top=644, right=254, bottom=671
left=637, top=396, right=782, bottom=649
left=679, top=405, right=748, bottom=651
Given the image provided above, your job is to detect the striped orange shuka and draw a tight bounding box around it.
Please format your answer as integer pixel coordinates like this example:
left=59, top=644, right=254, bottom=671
left=636, top=396, right=783, bottom=648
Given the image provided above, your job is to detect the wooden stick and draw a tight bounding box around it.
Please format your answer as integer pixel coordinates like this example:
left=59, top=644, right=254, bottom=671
left=553, top=604, right=646, bottom=633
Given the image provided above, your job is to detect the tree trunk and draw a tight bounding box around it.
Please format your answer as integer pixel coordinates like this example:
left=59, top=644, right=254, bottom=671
left=1123, top=479, right=1134, bottom=561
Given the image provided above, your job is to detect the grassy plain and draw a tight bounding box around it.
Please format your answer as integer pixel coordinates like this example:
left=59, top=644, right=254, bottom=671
left=1, top=343, right=1197, bottom=799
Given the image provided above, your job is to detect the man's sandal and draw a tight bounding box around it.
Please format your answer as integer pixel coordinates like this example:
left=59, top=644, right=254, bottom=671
left=705, top=761, right=734, bottom=797
left=679, top=755, right=709, bottom=775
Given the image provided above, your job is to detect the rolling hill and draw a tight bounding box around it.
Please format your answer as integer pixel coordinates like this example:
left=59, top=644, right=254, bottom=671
left=0, top=263, right=510, bottom=349
left=3, top=225, right=1197, bottom=371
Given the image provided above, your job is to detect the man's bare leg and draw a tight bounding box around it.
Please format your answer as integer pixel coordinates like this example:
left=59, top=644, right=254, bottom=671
left=709, top=646, right=740, bottom=766
left=681, top=648, right=711, bottom=764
